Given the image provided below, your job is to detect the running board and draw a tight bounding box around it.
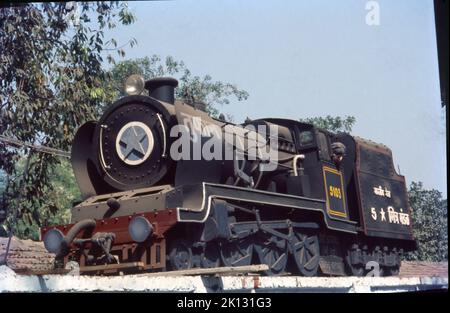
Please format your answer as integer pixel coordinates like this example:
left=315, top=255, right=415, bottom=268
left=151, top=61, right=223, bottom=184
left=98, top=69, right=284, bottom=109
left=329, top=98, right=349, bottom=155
left=80, top=261, right=145, bottom=273
left=139, top=264, right=269, bottom=277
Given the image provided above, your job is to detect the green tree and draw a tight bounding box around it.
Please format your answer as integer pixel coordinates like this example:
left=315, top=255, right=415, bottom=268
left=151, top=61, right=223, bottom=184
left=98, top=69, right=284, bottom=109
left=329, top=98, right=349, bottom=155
left=0, top=2, right=135, bottom=239
left=300, top=115, right=356, bottom=133
left=103, top=56, right=249, bottom=117
left=7, top=157, right=81, bottom=239
left=406, top=181, right=448, bottom=262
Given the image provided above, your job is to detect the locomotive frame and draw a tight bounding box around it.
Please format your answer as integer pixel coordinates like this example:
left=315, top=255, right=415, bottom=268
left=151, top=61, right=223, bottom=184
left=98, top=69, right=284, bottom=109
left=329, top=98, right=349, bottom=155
left=40, top=76, right=416, bottom=277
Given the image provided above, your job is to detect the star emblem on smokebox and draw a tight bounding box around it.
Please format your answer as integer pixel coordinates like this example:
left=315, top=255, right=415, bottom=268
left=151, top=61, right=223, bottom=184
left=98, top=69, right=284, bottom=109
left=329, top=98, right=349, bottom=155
left=115, top=121, right=154, bottom=166
left=120, top=126, right=146, bottom=158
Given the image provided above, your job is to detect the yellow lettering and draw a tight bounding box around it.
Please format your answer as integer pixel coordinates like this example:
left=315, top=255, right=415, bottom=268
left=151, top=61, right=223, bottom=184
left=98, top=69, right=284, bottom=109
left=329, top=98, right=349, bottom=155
left=329, top=186, right=342, bottom=199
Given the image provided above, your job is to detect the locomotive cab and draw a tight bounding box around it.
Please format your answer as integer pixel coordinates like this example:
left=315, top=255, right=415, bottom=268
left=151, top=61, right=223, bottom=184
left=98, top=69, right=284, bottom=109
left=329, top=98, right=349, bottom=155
left=292, top=123, right=351, bottom=221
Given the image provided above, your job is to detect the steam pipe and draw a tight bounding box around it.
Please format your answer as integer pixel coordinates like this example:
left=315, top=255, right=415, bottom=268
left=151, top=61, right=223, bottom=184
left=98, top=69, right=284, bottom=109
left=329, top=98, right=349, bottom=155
left=58, top=219, right=96, bottom=257
left=293, top=154, right=306, bottom=176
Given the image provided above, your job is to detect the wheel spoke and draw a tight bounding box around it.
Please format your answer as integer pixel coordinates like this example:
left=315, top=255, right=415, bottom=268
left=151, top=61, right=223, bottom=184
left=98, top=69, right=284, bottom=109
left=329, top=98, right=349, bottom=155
left=291, top=231, right=320, bottom=276
left=220, top=238, right=253, bottom=267
left=255, top=235, right=288, bottom=276
left=169, top=239, right=193, bottom=270
left=293, top=241, right=304, bottom=250
left=201, top=242, right=221, bottom=268
left=304, top=254, right=319, bottom=269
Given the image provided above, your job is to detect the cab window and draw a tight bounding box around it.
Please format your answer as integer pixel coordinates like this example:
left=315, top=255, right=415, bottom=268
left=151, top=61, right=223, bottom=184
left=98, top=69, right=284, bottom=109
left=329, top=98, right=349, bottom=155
left=299, top=130, right=314, bottom=146
left=317, top=131, right=331, bottom=161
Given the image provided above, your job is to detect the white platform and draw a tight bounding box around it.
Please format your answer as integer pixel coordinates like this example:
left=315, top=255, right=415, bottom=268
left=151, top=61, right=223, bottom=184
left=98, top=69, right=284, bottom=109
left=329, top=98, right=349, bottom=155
left=0, top=266, right=447, bottom=293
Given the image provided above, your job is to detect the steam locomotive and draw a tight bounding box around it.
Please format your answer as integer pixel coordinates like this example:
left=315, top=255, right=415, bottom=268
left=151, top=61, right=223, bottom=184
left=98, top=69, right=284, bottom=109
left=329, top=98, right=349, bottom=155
left=41, top=75, right=416, bottom=276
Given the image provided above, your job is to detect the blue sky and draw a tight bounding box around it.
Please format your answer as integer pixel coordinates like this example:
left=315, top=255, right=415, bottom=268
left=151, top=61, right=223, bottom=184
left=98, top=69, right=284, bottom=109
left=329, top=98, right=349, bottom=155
left=104, top=0, right=446, bottom=196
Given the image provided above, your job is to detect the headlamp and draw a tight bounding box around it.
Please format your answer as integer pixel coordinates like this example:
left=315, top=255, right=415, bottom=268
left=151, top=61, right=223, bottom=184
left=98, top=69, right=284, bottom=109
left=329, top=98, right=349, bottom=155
left=128, top=216, right=153, bottom=242
left=124, top=74, right=145, bottom=95
left=43, top=228, right=65, bottom=255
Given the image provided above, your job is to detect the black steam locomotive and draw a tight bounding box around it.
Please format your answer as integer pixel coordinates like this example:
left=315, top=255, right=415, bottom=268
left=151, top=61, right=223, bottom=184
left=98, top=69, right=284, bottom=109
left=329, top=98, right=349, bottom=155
left=41, top=76, right=416, bottom=276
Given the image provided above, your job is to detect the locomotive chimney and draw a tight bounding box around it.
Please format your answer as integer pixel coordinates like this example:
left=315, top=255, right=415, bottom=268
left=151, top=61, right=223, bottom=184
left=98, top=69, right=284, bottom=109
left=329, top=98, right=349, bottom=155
left=145, top=77, right=178, bottom=104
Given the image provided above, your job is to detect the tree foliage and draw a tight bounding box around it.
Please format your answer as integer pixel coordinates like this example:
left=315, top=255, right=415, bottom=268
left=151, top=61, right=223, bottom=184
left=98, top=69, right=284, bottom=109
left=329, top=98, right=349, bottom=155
left=0, top=4, right=249, bottom=240
left=406, top=181, right=448, bottom=262
left=5, top=158, right=81, bottom=239
left=0, top=2, right=135, bottom=239
left=300, top=115, right=356, bottom=133
left=102, top=56, right=249, bottom=117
